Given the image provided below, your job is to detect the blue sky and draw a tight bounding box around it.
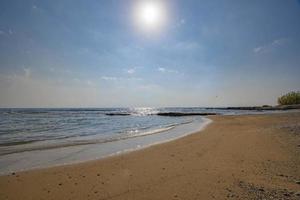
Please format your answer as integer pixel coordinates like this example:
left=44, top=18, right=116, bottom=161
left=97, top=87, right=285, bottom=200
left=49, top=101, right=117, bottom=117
left=0, top=0, right=300, bottom=107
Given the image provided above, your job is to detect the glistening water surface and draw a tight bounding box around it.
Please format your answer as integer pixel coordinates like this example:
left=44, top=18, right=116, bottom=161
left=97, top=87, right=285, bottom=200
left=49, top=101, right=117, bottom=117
left=0, top=107, right=283, bottom=174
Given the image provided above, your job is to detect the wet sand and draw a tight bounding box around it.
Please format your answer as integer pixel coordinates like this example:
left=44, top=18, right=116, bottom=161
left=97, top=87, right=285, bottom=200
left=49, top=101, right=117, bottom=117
left=0, top=112, right=300, bottom=200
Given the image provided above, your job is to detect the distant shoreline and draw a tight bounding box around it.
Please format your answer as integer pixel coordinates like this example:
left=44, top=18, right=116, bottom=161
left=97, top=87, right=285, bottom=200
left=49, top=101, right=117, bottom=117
left=105, top=105, right=300, bottom=116
left=208, top=104, right=300, bottom=111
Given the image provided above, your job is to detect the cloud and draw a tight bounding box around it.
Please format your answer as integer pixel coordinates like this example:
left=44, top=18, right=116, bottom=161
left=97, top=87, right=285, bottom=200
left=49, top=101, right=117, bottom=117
left=101, top=76, right=118, bottom=81
left=125, top=66, right=143, bottom=74
left=127, top=68, right=135, bottom=74
left=0, top=29, right=14, bottom=36
left=157, top=67, right=179, bottom=74
left=101, top=76, right=142, bottom=81
left=253, top=38, right=289, bottom=54
left=158, top=67, right=166, bottom=72
left=253, top=46, right=263, bottom=53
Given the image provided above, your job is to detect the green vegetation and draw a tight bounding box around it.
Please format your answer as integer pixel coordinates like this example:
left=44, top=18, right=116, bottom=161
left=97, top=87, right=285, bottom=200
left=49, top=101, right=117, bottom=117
left=278, top=91, right=300, bottom=105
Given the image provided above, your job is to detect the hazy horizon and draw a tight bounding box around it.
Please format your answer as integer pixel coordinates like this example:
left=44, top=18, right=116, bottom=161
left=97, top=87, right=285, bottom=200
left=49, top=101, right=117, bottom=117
left=1, top=0, right=300, bottom=108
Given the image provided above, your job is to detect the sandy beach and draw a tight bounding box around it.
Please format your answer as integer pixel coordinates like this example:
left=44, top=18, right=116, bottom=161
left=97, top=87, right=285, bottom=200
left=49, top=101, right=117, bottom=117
left=0, top=112, right=300, bottom=200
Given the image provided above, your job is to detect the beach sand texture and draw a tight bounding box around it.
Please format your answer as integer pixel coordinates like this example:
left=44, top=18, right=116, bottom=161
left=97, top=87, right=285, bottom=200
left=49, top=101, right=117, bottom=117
left=1, top=112, right=300, bottom=200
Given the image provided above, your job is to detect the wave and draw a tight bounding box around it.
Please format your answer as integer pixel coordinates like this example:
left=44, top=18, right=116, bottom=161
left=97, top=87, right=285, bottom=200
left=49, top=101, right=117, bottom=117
left=0, top=120, right=193, bottom=156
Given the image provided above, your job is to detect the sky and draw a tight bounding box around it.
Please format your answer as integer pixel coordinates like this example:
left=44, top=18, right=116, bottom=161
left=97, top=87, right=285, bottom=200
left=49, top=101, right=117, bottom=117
left=0, top=0, right=300, bottom=108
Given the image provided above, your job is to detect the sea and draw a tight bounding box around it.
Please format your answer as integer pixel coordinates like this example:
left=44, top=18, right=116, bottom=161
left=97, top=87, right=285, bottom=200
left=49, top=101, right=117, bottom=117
left=0, top=107, right=283, bottom=174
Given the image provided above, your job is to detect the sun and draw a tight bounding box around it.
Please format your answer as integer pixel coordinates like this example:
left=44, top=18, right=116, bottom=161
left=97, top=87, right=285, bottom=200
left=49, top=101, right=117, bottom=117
left=140, top=2, right=161, bottom=26
left=133, top=1, right=167, bottom=32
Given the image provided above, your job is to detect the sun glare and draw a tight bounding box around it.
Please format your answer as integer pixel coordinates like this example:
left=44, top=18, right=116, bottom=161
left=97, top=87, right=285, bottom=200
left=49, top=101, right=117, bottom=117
left=141, top=3, right=160, bottom=26
left=134, top=1, right=167, bottom=33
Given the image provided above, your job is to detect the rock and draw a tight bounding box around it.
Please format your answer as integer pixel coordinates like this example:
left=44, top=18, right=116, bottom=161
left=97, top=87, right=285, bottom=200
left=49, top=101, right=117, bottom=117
left=156, top=112, right=217, bottom=116
left=105, top=113, right=131, bottom=116
left=283, top=193, right=290, bottom=197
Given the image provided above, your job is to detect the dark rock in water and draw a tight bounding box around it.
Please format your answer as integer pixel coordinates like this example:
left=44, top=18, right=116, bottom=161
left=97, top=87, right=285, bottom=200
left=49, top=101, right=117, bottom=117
left=105, top=113, right=131, bottom=116
left=156, top=112, right=217, bottom=117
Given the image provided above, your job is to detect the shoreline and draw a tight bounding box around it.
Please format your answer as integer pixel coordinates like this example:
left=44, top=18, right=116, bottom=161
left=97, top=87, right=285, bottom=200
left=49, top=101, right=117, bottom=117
left=1, top=112, right=299, bottom=199
left=0, top=117, right=211, bottom=175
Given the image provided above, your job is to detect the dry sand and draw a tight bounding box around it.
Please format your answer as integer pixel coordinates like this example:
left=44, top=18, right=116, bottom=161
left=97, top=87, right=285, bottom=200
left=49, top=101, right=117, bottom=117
left=0, top=112, right=300, bottom=200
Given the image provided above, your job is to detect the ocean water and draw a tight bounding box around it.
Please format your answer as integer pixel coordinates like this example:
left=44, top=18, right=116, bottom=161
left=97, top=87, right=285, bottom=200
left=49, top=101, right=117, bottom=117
left=0, top=107, right=282, bottom=174
left=0, top=108, right=204, bottom=153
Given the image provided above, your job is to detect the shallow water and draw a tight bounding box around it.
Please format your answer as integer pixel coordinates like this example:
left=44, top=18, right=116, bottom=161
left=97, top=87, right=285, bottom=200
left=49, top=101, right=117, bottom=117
left=0, top=107, right=287, bottom=174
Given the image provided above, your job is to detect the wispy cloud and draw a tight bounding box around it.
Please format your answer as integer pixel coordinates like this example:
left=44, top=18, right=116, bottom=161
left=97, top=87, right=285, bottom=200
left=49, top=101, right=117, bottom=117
left=158, top=67, right=166, bottom=72
left=8, top=29, right=13, bottom=35
left=101, top=76, right=142, bottom=81
left=253, top=38, right=289, bottom=54
left=125, top=66, right=143, bottom=74
left=0, top=29, right=13, bottom=36
left=157, top=67, right=179, bottom=74
left=253, top=46, right=263, bottom=53
left=101, top=76, right=118, bottom=81
left=127, top=68, right=135, bottom=74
